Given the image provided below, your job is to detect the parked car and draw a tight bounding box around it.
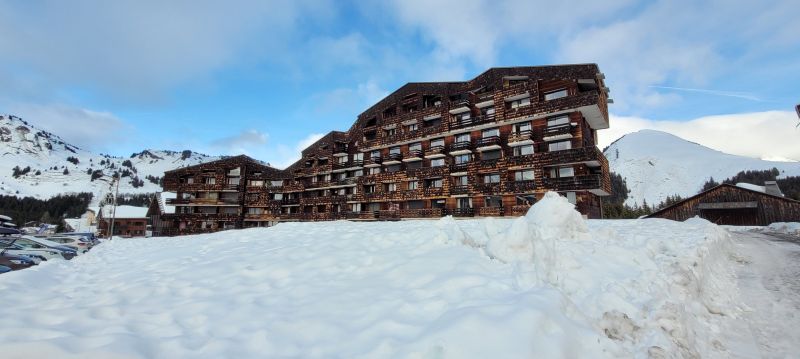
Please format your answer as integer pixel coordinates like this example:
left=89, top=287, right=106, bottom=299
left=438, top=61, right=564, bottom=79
left=0, top=253, right=37, bottom=270
left=0, top=241, right=74, bottom=261
left=12, top=236, right=79, bottom=257
left=0, top=265, right=10, bottom=274
left=42, top=236, right=92, bottom=253
left=64, top=232, right=99, bottom=246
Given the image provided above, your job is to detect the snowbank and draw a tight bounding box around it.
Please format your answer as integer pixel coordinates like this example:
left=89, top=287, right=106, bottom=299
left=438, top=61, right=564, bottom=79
left=767, top=222, right=800, bottom=236
left=0, top=197, right=744, bottom=358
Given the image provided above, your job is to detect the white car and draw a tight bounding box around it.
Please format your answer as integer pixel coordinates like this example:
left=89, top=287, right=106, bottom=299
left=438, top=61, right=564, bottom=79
left=0, top=241, right=69, bottom=261
left=16, top=236, right=80, bottom=257
left=42, top=236, right=93, bottom=253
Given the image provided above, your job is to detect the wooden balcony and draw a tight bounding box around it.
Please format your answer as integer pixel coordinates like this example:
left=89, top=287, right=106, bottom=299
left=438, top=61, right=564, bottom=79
left=408, top=166, right=447, bottom=178
left=507, top=130, right=533, bottom=144
left=402, top=149, right=423, bottom=161
left=450, top=113, right=496, bottom=130
left=537, top=147, right=605, bottom=167
left=475, top=182, right=502, bottom=194
left=424, top=145, right=446, bottom=158
left=449, top=141, right=473, bottom=153
left=475, top=136, right=501, bottom=150
left=449, top=162, right=469, bottom=172
left=446, top=208, right=474, bottom=217
left=542, top=124, right=574, bottom=141
left=364, top=155, right=382, bottom=166
left=540, top=174, right=610, bottom=195
left=478, top=207, right=504, bottom=216
left=511, top=205, right=531, bottom=216
left=450, top=185, right=470, bottom=195
left=504, top=180, right=537, bottom=193
left=244, top=213, right=279, bottom=221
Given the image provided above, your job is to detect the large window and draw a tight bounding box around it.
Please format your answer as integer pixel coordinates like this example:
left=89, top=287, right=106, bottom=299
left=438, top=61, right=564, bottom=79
left=544, top=89, right=568, bottom=101
left=454, top=175, right=468, bottom=186
left=455, top=112, right=471, bottom=124
left=454, top=154, right=471, bottom=165
left=353, top=153, right=363, bottom=162
left=482, top=149, right=502, bottom=160
left=384, top=128, right=396, bottom=137
left=409, top=142, right=422, bottom=152
left=406, top=160, right=422, bottom=169
left=363, top=184, right=375, bottom=194
left=430, top=158, right=445, bottom=167
left=368, top=166, right=380, bottom=175
left=430, top=138, right=445, bottom=148
left=515, top=169, right=535, bottom=181
left=425, top=178, right=443, bottom=188
left=483, top=173, right=501, bottom=184
left=550, top=167, right=575, bottom=178
left=482, top=128, right=499, bottom=138
left=548, top=140, right=572, bottom=152
left=547, top=115, right=570, bottom=127
left=407, top=200, right=425, bottom=209
left=514, top=122, right=531, bottom=133
left=389, top=146, right=401, bottom=155
left=455, top=133, right=471, bottom=143
left=484, top=196, right=503, bottom=208
left=457, top=197, right=472, bottom=209
left=481, top=106, right=496, bottom=117
left=406, top=123, right=418, bottom=132
left=507, top=96, right=531, bottom=109
left=387, top=164, right=401, bottom=172
left=384, top=183, right=397, bottom=192
left=513, top=145, right=534, bottom=156
left=407, top=181, right=418, bottom=190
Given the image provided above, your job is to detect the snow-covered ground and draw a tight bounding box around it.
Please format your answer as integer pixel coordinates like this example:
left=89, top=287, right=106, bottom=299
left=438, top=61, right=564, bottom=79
left=0, top=194, right=794, bottom=358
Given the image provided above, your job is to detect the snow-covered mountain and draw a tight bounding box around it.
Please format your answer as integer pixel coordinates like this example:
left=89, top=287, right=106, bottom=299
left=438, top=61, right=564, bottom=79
left=0, top=114, right=221, bottom=202
left=605, top=129, right=800, bottom=206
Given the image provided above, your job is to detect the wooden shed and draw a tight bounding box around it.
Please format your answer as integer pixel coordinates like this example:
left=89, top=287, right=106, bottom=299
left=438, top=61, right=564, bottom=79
left=646, top=184, right=800, bottom=226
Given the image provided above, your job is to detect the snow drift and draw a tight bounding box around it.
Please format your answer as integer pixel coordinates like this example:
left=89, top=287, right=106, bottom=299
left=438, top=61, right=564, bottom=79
left=0, top=194, right=745, bottom=358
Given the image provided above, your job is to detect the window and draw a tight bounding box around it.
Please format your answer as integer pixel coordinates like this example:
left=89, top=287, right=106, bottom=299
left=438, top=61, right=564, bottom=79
left=482, top=149, right=502, bottom=160
left=481, top=106, right=496, bottom=117
left=513, top=145, right=534, bottom=156
left=368, top=167, right=381, bottom=175
left=430, top=158, right=445, bottom=167
left=507, top=96, right=531, bottom=109
left=384, top=128, right=396, bottom=137
left=514, top=122, right=531, bottom=133
left=407, top=200, right=425, bottom=209
left=204, top=177, right=216, bottom=185
left=385, top=183, right=397, bottom=192
left=363, top=184, right=375, bottom=194
left=247, top=207, right=264, bottom=215
left=365, top=117, right=377, bottom=127
left=454, top=154, right=471, bottom=165
left=430, top=138, right=445, bottom=148
left=566, top=192, right=577, bottom=204
left=406, top=160, right=422, bottom=169
left=425, top=178, right=443, bottom=188
left=515, top=169, right=535, bottom=181
left=353, top=153, right=363, bottom=162
left=484, top=173, right=501, bottom=184
left=351, top=203, right=362, bottom=212
left=246, top=193, right=259, bottom=202
left=407, top=181, right=418, bottom=190
left=484, top=196, right=503, bottom=208
left=409, top=142, right=422, bottom=152
left=337, top=156, right=348, bottom=165
left=364, top=130, right=376, bottom=141
left=389, top=146, right=401, bottom=155
left=454, top=175, right=468, bottom=186
left=272, top=193, right=284, bottom=200
left=351, top=169, right=363, bottom=177
left=544, top=89, right=568, bottom=101
left=548, top=140, right=572, bottom=152
left=455, top=133, right=471, bottom=143
left=370, top=150, right=381, bottom=160
left=387, top=164, right=401, bottom=172
left=248, top=180, right=264, bottom=187
left=455, top=112, right=471, bottom=124
left=482, top=128, right=499, bottom=138
left=184, top=177, right=194, bottom=184
left=550, top=167, right=575, bottom=178
left=406, top=123, right=418, bottom=132
left=423, top=116, right=442, bottom=128
left=270, top=180, right=283, bottom=187
left=547, top=115, right=570, bottom=127
left=228, top=168, right=241, bottom=176
left=457, top=198, right=472, bottom=209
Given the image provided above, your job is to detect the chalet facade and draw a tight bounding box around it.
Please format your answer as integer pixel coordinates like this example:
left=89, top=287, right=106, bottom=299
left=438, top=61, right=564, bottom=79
left=647, top=183, right=800, bottom=226
left=161, top=64, right=612, bottom=235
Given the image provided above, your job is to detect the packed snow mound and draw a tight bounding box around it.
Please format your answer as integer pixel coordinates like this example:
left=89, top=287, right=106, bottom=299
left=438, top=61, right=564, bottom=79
left=605, top=129, right=800, bottom=206
left=0, top=218, right=747, bottom=358
left=767, top=222, right=800, bottom=236
left=486, top=191, right=588, bottom=266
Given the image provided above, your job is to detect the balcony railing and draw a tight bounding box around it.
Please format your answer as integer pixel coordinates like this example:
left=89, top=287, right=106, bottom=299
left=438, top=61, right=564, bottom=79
left=537, top=147, right=605, bottom=167
left=476, top=136, right=501, bottom=148
left=450, top=162, right=469, bottom=172
left=365, top=156, right=382, bottom=165
left=543, top=124, right=574, bottom=140
left=511, top=205, right=531, bottom=216
left=386, top=153, right=403, bottom=162
left=540, top=175, right=606, bottom=192
left=507, top=130, right=533, bottom=143
left=281, top=198, right=300, bottom=205
left=478, top=207, right=504, bottom=217
left=475, top=182, right=502, bottom=194
left=450, top=185, right=470, bottom=195
left=450, top=113, right=496, bottom=130
left=425, top=145, right=446, bottom=157
left=449, top=141, right=473, bottom=152
left=504, top=180, right=537, bottom=193
left=403, top=149, right=423, bottom=159
left=447, top=208, right=474, bottom=217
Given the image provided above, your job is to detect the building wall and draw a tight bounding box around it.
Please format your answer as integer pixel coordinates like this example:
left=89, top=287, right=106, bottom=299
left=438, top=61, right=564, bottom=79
left=161, top=65, right=612, bottom=235
left=648, top=185, right=800, bottom=225
left=99, top=218, right=148, bottom=237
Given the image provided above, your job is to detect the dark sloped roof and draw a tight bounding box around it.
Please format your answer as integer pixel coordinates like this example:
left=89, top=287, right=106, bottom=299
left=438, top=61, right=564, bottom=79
left=646, top=183, right=800, bottom=218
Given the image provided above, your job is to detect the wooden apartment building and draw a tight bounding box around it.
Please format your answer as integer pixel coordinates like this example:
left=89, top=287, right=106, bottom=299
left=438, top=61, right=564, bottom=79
left=160, top=64, right=612, bottom=235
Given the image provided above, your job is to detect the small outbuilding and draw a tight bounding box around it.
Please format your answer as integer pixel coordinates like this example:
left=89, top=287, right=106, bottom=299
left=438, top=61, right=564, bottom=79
left=647, top=183, right=800, bottom=226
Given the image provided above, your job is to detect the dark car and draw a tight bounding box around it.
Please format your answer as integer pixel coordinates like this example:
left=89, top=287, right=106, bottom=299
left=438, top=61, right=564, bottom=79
left=0, top=265, right=10, bottom=274
left=0, top=253, right=37, bottom=270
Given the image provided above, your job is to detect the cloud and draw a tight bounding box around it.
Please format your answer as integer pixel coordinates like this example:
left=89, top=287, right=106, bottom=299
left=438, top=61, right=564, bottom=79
left=7, top=103, right=131, bottom=151
left=0, top=1, right=332, bottom=102
left=211, top=129, right=269, bottom=153
left=598, top=111, right=800, bottom=161
left=648, top=86, right=763, bottom=102
left=268, top=133, right=325, bottom=169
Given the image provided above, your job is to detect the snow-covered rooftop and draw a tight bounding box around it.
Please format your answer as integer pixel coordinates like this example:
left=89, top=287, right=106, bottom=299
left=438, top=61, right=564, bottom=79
left=99, top=205, right=148, bottom=219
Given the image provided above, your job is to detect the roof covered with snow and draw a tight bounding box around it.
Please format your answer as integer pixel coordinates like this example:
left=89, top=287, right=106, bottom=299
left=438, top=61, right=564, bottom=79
left=99, top=205, right=148, bottom=219
left=157, top=192, right=176, bottom=214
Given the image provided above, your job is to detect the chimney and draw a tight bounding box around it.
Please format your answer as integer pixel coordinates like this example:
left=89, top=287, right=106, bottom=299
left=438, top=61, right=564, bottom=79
left=764, top=181, right=784, bottom=197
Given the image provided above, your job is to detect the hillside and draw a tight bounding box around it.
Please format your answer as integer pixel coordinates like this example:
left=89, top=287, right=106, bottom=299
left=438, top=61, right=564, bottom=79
left=0, top=114, right=221, bottom=202
left=604, top=129, right=800, bottom=206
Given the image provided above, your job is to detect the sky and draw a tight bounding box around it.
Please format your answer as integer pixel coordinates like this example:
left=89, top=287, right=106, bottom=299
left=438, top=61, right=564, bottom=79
left=0, top=0, right=798, bottom=167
